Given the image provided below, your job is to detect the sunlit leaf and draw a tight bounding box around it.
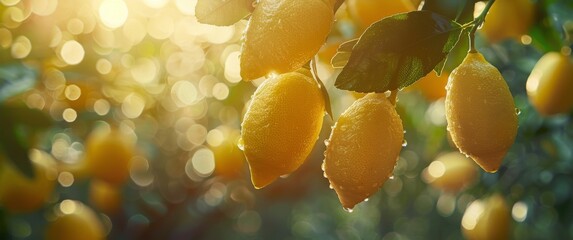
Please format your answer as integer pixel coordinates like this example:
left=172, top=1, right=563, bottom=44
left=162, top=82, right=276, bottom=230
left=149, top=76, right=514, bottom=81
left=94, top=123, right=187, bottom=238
left=331, top=39, right=358, bottom=68
left=335, top=11, right=463, bottom=93
left=195, top=0, right=254, bottom=26
left=0, top=64, right=37, bottom=103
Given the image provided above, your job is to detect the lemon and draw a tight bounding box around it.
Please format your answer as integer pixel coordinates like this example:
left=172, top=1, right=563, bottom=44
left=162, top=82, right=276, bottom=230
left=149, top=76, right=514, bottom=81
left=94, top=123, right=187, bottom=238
left=462, top=193, right=511, bottom=240
left=89, top=179, right=122, bottom=215
left=424, top=152, right=478, bottom=193
left=324, top=93, right=403, bottom=210
left=240, top=0, right=334, bottom=80
left=478, top=0, right=534, bottom=43
left=526, top=52, right=573, bottom=116
left=0, top=149, right=57, bottom=213
left=409, top=71, right=449, bottom=101
left=241, top=69, right=325, bottom=189
left=85, top=128, right=135, bottom=185
left=45, top=200, right=106, bottom=240
left=445, top=52, right=517, bottom=173
left=347, top=0, right=415, bottom=31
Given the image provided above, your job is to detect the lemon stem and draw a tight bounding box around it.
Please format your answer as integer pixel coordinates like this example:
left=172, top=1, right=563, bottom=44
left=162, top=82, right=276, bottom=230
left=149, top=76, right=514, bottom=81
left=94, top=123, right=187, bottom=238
left=469, top=0, right=496, bottom=53
left=389, top=90, right=398, bottom=106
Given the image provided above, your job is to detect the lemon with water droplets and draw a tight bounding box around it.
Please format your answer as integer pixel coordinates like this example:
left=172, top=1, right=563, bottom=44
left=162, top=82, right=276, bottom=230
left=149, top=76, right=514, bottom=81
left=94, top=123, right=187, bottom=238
left=240, top=0, right=335, bottom=80
left=462, top=193, right=511, bottom=240
left=445, top=52, right=517, bottom=173
left=526, top=52, right=573, bottom=116
left=324, top=93, right=403, bottom=210
left=241, top=69, right=325, bottom=189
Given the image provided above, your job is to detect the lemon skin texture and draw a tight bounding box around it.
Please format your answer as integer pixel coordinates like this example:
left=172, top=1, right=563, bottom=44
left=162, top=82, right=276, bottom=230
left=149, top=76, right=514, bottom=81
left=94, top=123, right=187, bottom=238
left=240, top=0, right=334, bottom=80
left=445, top=52, right=517, bottom=173
left=241, top=70, right=325, bottom=189
left=324, top=93, right=403, bottom=209
left=526, top=52, right=573, bottom=116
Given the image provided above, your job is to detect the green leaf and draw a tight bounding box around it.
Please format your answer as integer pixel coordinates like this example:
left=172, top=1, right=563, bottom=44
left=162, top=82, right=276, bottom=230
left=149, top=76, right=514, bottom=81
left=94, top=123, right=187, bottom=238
left=195, top=0, right=254, bottom=26
left=331, top=39, right=358, bottom=68
left=335, top=11, right=463, bottom=93
left=0, top=105, right=53, bottom=179
left=0, top=63, right=37, bottom=103
left=422, top=0, right=474, bottom=75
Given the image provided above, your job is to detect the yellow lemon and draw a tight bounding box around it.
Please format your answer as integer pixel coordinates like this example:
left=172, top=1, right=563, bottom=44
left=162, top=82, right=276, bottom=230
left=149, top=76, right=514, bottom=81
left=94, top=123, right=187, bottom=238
left=89, top=179, right=122, bottom=215
left=241, top=69, right=325, bottom=189
left=347, top=0, right=415, bottom=31
left=240, top=0, right=334, bottom=80
left=424, top=152, right=478, bottom=193
left=478, top=0, right=535, bottom=43
left=526, top=52, right=573, bottom=116
left=445, top=52, right=517, bottom=173
left=409, top=71, right=449, bottom=101
left=85, top=128, right=135, bottom=185
left=324, top=93, right=403, bottom=210
left=0, top=149, right=57, bottom=213
left=462, top=193, right=511, bottom=240
left=45, top=200, right=106, bottom=240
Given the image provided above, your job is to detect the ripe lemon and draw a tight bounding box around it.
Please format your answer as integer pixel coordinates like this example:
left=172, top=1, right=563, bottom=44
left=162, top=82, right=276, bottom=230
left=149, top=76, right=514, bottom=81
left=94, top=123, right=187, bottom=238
left=424, top=152, right=478, bottom=193
left=409, top=71, right=449, bottom=101
left=324, top=93, right=403, bottom=210
left=347, top=0, right=415, bottom=31
left=445, top=52, right=517, bottom=173
left=85, top=128, right=135, bottom=185
left=462, top=193, right=511, bottom=240
left=478, top=0, right=534, bottom=43
left=241, top=69, right=325, bottom=189
left=526, top=52, right=573, bottom=116
left=45, top=200, right=106, bottom=240
left=89, top=179, right=122, bottom=215
left=240, top=0, right=334, bottom=80
left=0, top=149, right=57, bottom=213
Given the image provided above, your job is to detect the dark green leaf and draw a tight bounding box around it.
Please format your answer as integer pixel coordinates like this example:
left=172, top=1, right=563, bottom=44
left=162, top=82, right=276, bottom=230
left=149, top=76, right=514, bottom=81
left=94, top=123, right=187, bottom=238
left=0, top=63, right=37, bottom=102
left=195, top=0, right=254, bottom=26
left=310, top=58, right=333, bottom=120
left=422, top=0, right=474, bottom=24
left=335, top=11, right=463, bottom=93
left=422, top=0, right=474, bottom=75
left=331, top=39, right=358, bottom=68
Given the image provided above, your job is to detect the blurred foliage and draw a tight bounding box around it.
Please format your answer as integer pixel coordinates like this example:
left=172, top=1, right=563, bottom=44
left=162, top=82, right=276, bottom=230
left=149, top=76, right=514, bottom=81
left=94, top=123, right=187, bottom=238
left=0, top=0, right=572, bottom=240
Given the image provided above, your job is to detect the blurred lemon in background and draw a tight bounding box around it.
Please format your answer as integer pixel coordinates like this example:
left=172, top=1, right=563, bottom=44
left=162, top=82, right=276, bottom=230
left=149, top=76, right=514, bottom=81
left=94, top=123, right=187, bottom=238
left=526, top=52, right=573, bottom=116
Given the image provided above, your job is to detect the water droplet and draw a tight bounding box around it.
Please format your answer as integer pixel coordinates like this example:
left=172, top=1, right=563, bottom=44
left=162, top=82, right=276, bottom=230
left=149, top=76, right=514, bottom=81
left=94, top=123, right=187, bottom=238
left=237, top=138, right=245, bottom=151
left=389, top=175, right=395, bottom=180
left=329, top=184, right=334, bottom=189
left=324, top=139, right=330, bottom=147
left=402, top=140, right=408, bottom=147
left=403, top=130, right=407, bottom=134
left=321, top=162, right=326, bottom=171
left=364, top=198, right=369, bottom=202
left=323, top=172, right=328, bottom=178
left=515, top=108, right=521, bottom=116
left=343, top=207, right=354, bottom=213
